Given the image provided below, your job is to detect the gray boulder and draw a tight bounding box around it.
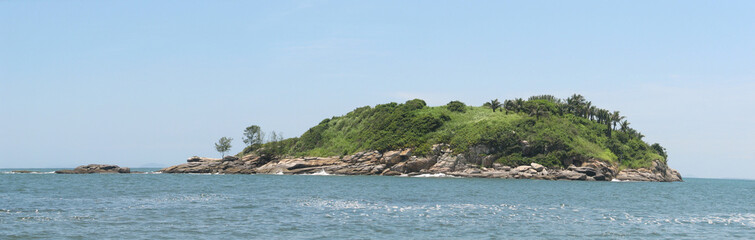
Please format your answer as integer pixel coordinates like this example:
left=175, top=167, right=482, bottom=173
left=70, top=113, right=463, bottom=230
left=556, top=170, right=587, bottom=180
left=530, top=163, right=544, bottom=172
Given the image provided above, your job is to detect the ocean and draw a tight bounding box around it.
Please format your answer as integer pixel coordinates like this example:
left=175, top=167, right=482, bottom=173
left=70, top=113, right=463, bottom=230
left=1, top=169, right=753, bottom=239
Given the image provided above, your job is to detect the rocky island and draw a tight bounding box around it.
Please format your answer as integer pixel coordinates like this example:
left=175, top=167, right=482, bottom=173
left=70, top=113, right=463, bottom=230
left=161, top=95, right=682, bottom=182
left=55, top=164, right=131, bottom=174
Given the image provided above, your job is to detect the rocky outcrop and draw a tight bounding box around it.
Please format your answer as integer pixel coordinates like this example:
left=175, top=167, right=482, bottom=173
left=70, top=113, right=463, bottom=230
left=55, top=164, right=130, bottom=174
left=159, top=145, right=682, bottom=182
left=160, top=155, right=260, bottom=174
left=615, top=160, right=682, bottom=182
left=187, top=156, right=219, bottom=162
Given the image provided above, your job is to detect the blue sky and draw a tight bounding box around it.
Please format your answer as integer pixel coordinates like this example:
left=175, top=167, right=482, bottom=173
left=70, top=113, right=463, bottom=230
left=1, top=0, right=753, bottom=179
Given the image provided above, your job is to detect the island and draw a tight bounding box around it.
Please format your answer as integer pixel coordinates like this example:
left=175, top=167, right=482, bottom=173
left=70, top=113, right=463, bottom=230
left=161, top=95, right=682, bottom=182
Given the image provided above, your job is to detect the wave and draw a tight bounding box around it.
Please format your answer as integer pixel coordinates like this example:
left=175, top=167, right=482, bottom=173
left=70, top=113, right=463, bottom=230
left=310, top=169, right=331, bottom=176
left=412, top=173, right=458, bottom=178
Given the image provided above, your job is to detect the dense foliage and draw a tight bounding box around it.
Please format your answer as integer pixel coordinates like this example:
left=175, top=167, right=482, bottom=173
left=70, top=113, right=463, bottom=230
left=446, top=100, right=467, bottom=113
left=242, top=95, right=667, bottom=169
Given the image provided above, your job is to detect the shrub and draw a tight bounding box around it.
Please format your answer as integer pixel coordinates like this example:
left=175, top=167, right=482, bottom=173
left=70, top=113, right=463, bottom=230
left=446, top=100, right=467, bottom=113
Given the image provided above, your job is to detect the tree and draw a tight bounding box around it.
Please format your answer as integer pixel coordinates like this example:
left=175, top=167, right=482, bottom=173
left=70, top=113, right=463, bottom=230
left=620, top=120, right=630, bottom=132
left=446, top=100, right=467, bottom=113
left=596, top=109, right=610, bottom=125
left=243, top=125, right=264, bottom=146
left=566, top=94, right=586, bottom=115
left=513, top=98, right=525, bottom=112
left=487, top=99, right=502, bottom=112
left=651, top=143, right=668, bottom=160
left=268, top=131, right=283, bottom=143
left=529, top=105, right=549, bottom=120
left=611, top=111, right=625, bottom=130
left=215, top=137, right=233, bottom=157
left=528, top=95, right=561, bottom=104
left=588, top=106, right=597, bottom=121
left=503, top=100, right=515, bottom=114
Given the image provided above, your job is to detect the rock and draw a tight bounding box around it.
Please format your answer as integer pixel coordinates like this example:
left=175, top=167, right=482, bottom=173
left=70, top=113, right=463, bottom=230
left=573, top=167, right=597, bottom=176
left=255, top=157, right=345, bottom=174
left=381, top=169, right=401, bottom=176
left=187, top=156, right=220, bottom=162
left=381, top=150, right=403, bottom=166
left=556, top=170, right=586, bottom=180
left=483, top=171, right=512, bottom=178
left=432, top=144, right=453, bottom=153
left=11, top=170, right=34, bottom=173
left=399, top=148, right=412, bottom=157
left=668, top=169, right=683, bottom=182
left=159, top=147, right=680, bottom=182
left=530, top=163, right=544, bottom=172
left=578, top=160, right=616, bottom=180
left=427, top=153, right=458, bottom=173
left=616, top=169, right=656, bottom=181
left=390, top=157, right=436, bottom=173
left=615, top=160, right=683, bottom=182
left=593, top=173, right=606, bottom=181
left=513, top=165, right=531, bottom=172
left=55, top=164, right=130, bottom=174
left=518, top=172, right=533, bottom=179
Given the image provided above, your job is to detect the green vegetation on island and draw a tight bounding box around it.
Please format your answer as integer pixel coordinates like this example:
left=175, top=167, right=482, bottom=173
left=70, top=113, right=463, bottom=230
left=238, top=94, right=668, bottom=170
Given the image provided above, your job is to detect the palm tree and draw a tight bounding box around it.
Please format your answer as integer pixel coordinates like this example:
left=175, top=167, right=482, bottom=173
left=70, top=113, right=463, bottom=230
left=514, top=98, right=525, bottom=112
left=566, top=94, right=586, bottom=115
left=611, top=111, right=625, bottom=130
left=530, top=105, right=549, bottom=120
left=628, top=129, right=645, bottom=139
left=620, top=120, right=630, bottom=132
left=503, top=100, right=514, bottom=114
left=594, top=109, right=612, bottom=137
left=487, top=99, right=502, bottom=112
left=584, top=101, right=592, bottom=119
left=589, top=106, right=597, bottom=121
left=595, top=109, right=609, bottom=124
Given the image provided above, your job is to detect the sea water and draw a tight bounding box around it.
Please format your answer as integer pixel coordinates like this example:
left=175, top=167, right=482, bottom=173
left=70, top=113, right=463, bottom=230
left=1, top=169, right=753, bottom=239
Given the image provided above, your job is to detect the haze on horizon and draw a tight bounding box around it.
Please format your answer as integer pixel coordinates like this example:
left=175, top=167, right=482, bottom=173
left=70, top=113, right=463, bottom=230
left=1, top=1, right=753, bottom=180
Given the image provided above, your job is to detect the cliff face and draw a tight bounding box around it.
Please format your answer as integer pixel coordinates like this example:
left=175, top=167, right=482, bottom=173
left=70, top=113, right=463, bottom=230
left=160, top=145, right=682, bottom=182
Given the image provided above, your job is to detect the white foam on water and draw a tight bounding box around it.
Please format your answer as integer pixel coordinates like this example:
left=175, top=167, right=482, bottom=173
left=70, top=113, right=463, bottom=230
left=611, top=179, right=632, bottom=182
left=412, top=173, right=458, bottom=178
left=309, top=169, right=330, bottom=176
left=298, top=198, right=370, bottom=210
